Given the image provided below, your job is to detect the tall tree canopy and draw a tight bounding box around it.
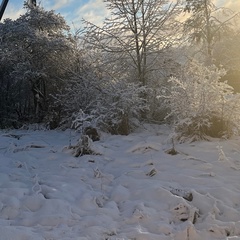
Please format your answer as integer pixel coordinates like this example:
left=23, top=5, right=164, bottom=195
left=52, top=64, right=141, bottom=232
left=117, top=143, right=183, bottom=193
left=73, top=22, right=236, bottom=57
left=0, top=2, right=74, bottom=126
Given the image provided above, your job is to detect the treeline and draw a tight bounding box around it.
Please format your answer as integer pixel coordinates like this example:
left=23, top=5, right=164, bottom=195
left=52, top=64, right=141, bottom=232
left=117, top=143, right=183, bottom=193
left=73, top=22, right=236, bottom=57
left=1, top=0, right=240, bottom=141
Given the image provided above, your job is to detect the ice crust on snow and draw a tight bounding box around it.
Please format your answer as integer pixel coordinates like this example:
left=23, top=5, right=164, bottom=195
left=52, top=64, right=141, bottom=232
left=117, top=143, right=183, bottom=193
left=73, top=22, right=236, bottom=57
left=0, top=125, right=240, bottom=239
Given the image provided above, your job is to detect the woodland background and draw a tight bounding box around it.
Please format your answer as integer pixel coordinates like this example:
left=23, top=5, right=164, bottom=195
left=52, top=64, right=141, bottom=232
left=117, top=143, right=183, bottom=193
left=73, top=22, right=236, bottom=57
left=1, top=0, right=240, bottom=141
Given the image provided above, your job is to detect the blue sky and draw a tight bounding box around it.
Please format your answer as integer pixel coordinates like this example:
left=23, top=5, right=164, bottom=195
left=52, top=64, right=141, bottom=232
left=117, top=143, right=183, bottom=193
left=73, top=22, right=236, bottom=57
left=1, top=0, right=239, bottom=29
left=2, top=0, right=109, bottom=28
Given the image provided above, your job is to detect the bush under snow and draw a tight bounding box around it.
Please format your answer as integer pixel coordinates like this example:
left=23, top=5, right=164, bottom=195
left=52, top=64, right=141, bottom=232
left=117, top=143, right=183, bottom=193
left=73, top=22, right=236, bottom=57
left=161, top=60, right=240, bottom=141
left=71, top=81, right=149, bottom=135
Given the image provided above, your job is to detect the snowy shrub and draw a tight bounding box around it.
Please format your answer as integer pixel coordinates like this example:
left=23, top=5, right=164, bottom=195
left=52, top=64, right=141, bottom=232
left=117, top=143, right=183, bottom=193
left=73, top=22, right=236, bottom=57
left=92, top=81, right=149, bottom=135
left=60, top=74, right=149, bottom=135
left=161, top=60, right=240, bottom=141
left=52, top=56, right=102, bottom=130
left=71, top=110, right=98, bottom=133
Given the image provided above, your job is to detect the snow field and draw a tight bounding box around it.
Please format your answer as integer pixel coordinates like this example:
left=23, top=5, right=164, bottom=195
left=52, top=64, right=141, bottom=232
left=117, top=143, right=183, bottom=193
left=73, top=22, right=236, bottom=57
left=0, top=124, right=240, bottom=239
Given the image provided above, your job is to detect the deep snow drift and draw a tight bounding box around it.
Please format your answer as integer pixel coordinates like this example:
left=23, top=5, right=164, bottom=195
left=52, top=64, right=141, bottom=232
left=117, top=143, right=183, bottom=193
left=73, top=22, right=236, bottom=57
left=0, top=124, right=240, bottom=240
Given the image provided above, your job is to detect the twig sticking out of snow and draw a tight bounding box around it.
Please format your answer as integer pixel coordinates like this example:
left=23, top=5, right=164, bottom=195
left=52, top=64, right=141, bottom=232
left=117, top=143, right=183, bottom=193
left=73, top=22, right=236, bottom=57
left=24, top=162, right=31, bottom=175
left=93, top=167, right=113, bottom=192
left=217, top=145, right=240, bottom=170
left=146, top=168, right=157, bottom=177
left=32, top=174, right=42, bottom=195
left=94, top=168, right=103, bottom=178
left=71, top=135, right=101, bottom=157
left=165, top=138, right=179, bottom=155
left=69, top=129, right=72, bottom=148
left=217, top=145, right=228, bottom=162
left=165, top=147, right=179, bottom=155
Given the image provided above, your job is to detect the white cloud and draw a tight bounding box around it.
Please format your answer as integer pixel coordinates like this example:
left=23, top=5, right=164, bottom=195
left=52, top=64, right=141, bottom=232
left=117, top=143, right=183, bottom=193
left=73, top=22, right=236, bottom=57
left=52, top=0, right=75, bottom=10
left=223, top=0, right=240, bottom=11
left=213, top=0, right=240, bottom=11
left=2, top=3, right=25, bottom=21
left=73, top=0, right=110, bottom=27
left=39, top=0, right=72, bottom=10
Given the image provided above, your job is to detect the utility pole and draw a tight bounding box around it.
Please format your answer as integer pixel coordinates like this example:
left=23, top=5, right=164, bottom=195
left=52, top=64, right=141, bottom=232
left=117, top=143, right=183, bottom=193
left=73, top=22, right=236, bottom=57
left=0, top=0, right=9, bottom=21
left=30, top=0, right=36, bottom=7
left=0, top=0, right=36, bottom=21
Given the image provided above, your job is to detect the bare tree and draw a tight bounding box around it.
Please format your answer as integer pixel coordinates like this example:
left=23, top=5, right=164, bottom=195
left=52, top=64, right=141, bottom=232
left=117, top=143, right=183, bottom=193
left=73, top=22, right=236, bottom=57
left=83, top=0, right=182, bottom=86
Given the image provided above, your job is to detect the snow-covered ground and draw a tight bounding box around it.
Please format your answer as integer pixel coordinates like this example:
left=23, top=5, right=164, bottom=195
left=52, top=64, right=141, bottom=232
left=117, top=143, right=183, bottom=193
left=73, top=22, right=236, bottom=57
left=0, top=124, right=240, bottom=240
